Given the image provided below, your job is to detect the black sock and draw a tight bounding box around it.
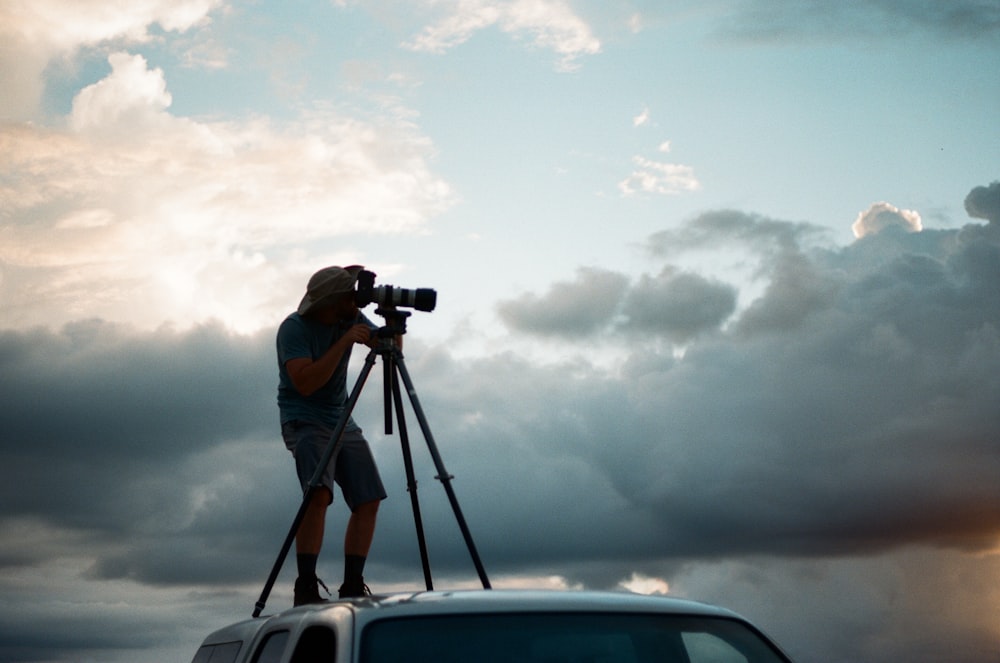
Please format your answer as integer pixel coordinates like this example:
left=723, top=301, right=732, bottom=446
left=297, top=553, right=318, bottom=579
left=344, top=554, right=366, bottom=585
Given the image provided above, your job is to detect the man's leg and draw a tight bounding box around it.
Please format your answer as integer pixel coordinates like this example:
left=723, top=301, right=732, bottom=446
left=294, top=486, right=332, bottom=605
left=340, top=499, right=379, bottom=597
left=297, top=486, right=332, bottom=553
left=345, top=499, right=379, bottom=556
left=336, top=430, right=386, bottom=598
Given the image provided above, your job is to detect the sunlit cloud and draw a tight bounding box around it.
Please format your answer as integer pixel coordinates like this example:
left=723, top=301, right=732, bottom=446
left=403, top=0, right=601, bottom=71
left=0, top=0, right=222, bottom=119
left=0, top=51, right=454, bottom=332
left=852, top=201, right=923, bottom=238
left=618, top=156, right=700, bottom=196
left=619, top=572, right=669, bottom=595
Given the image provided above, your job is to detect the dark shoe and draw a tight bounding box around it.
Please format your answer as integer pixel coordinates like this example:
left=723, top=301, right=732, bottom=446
left=338, top=579, right=372, bottom=599
left=294, top=576, right=330, bottom=606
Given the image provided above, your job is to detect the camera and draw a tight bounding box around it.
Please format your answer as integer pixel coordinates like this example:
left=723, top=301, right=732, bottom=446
left=355, top=270, right=436, bottom=312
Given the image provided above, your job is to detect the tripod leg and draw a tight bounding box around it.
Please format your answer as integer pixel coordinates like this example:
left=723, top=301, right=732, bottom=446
left=389, top=358, right=434, bottom=590
left=253, top=485, right=319, bottom=617
left=383, top=345, right=393, bottom=435
left=252, top=347, right=379, bottom=617
left=392, top=350, right=492, bottom=589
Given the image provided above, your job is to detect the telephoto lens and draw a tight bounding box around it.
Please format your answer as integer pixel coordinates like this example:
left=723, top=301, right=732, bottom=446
left=355, top=270, right=436, bottom=312
left=373, top=285, right=436, bottom=312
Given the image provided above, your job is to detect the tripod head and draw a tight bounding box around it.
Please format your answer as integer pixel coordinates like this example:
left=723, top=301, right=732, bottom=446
left=373, top=306, right=410, bottom=341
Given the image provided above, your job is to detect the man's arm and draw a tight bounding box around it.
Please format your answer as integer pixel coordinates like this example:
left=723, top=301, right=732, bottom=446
left=286, top=324, right=371, bottom=396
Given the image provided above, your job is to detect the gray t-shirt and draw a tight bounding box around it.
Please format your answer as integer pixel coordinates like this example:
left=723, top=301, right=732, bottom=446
left=276, top=311, right=377, bottom=431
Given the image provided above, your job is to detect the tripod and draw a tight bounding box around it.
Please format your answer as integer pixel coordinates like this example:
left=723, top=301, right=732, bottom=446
left=253, top=308, right=491, bottom=617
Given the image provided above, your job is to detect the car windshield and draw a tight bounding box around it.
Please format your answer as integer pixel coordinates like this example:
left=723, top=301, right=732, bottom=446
left=361, top=613, right=790, bottom=663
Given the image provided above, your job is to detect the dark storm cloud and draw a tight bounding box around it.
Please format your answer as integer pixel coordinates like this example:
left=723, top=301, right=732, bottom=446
left=485, top=186, right=1000, bottom=563
left=497, top=262, right=736, bottom=342
left=496, top=267, right=629, bottom=336
left=0, top=320, right=296, bottom=660
left=3, top=186, right=1000, bottom=662
left=0, top=320, right=274, bottom=457
left=620, top=268, right=737, bottom=341
left=716, top=0, right=1000, bottom=41
left=644, top=209, right=828, bottom=256
left=0, top=320, right=277, bottom=530
left=965, top=180, right=1000, bottom=223
left=5, top=185, right=999, bottom=592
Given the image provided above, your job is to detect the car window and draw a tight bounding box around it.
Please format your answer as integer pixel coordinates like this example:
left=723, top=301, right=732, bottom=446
left=683, top=632, right=750, bottom=663
left=251, top=631, right=290, bottom=663
left=192, top=645, right=213, bottom=663
left=360, top=613, right=789, bottom=663
left=191, top=641, right=242, bottom=663
left=290, top=626, right=338, bottom=663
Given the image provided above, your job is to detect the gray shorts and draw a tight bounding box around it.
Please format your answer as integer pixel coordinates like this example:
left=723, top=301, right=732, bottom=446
left=281, top=421, right=387, bottom=511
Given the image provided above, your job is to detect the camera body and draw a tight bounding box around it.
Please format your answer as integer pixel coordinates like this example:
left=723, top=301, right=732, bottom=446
left=355, top=270, right=436, bottom=312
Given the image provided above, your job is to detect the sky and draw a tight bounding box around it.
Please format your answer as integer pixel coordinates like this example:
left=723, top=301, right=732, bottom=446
left=1, top=0, right=999, bottom=661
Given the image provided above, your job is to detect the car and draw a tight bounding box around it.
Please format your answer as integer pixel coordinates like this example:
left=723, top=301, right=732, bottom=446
left=191, top=589, right=795, bottom=663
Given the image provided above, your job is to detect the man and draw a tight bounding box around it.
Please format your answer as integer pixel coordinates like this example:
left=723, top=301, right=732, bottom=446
left=277, top=265, right=388, bottom=604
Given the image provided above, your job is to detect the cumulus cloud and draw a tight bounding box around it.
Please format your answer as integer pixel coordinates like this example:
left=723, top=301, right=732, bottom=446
left=70, top=52, right=173, bottom=132
left=668, top=551, right=1000, bottom=663
left=7, top=185, right=1000, bottom=572
left=491, top=185, right=1000, bottom=563
left=497, top=265, right=735, bottom=342
left=2, top=184, right=1000, bottom=662
left=620, top=268, right=736, bottom=341
left=965, top=180, right=1000, bottom=224
left=852, top=201, right=923, bottom=238
left=497, top=267, right=629, bottom=337
left=0, top=0, right=221, bottom=119
left=0, top=52, right=454, bottom=332
left=403, top=0, right=601, bottom=71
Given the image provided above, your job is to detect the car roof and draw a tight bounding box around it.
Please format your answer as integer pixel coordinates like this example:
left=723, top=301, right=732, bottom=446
left=200, top=589, right=742, bottom=646
left=199, top=614, right=272, bottom=647
left=345, top=589, right=740, bottom=620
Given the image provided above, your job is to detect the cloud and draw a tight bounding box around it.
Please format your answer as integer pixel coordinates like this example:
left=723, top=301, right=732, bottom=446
left=852, top=201, right=923, bottom=238
left=645, top=209, right=829, bottom=255
left=70, top=52, right=173, bottom=132
left=0, top=52, right=454, bottom=332
left=619, top=156, right=700, bottom=196
left=496, top=265, right=736, bottom=343
left=0, top=321, right=276, bottom=525
left=714, top=0, right=1000, bottom=42
left=620, top=268, right=736, bottom=341
left=667, top=551, right=1000, bottom=663
left=0, top=0, right=222, bottom=119
left=490, top=187, right=1000, bottom=561
left=965, top=180, right=1000, bottom=224
left=403, top=0, right=601, bottom=71
left=497, top=267, right=629, bottom=337
left=2, top=184, right=1000, bottom=662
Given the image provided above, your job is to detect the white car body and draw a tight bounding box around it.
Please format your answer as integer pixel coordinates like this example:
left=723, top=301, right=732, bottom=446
left=192, top=589, right=795, bottom=663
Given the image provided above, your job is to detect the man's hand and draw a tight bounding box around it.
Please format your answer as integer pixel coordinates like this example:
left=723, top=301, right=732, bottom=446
left=343, top=323, right=372, bottom=346
left=286, top=324, right=372, bottom=396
